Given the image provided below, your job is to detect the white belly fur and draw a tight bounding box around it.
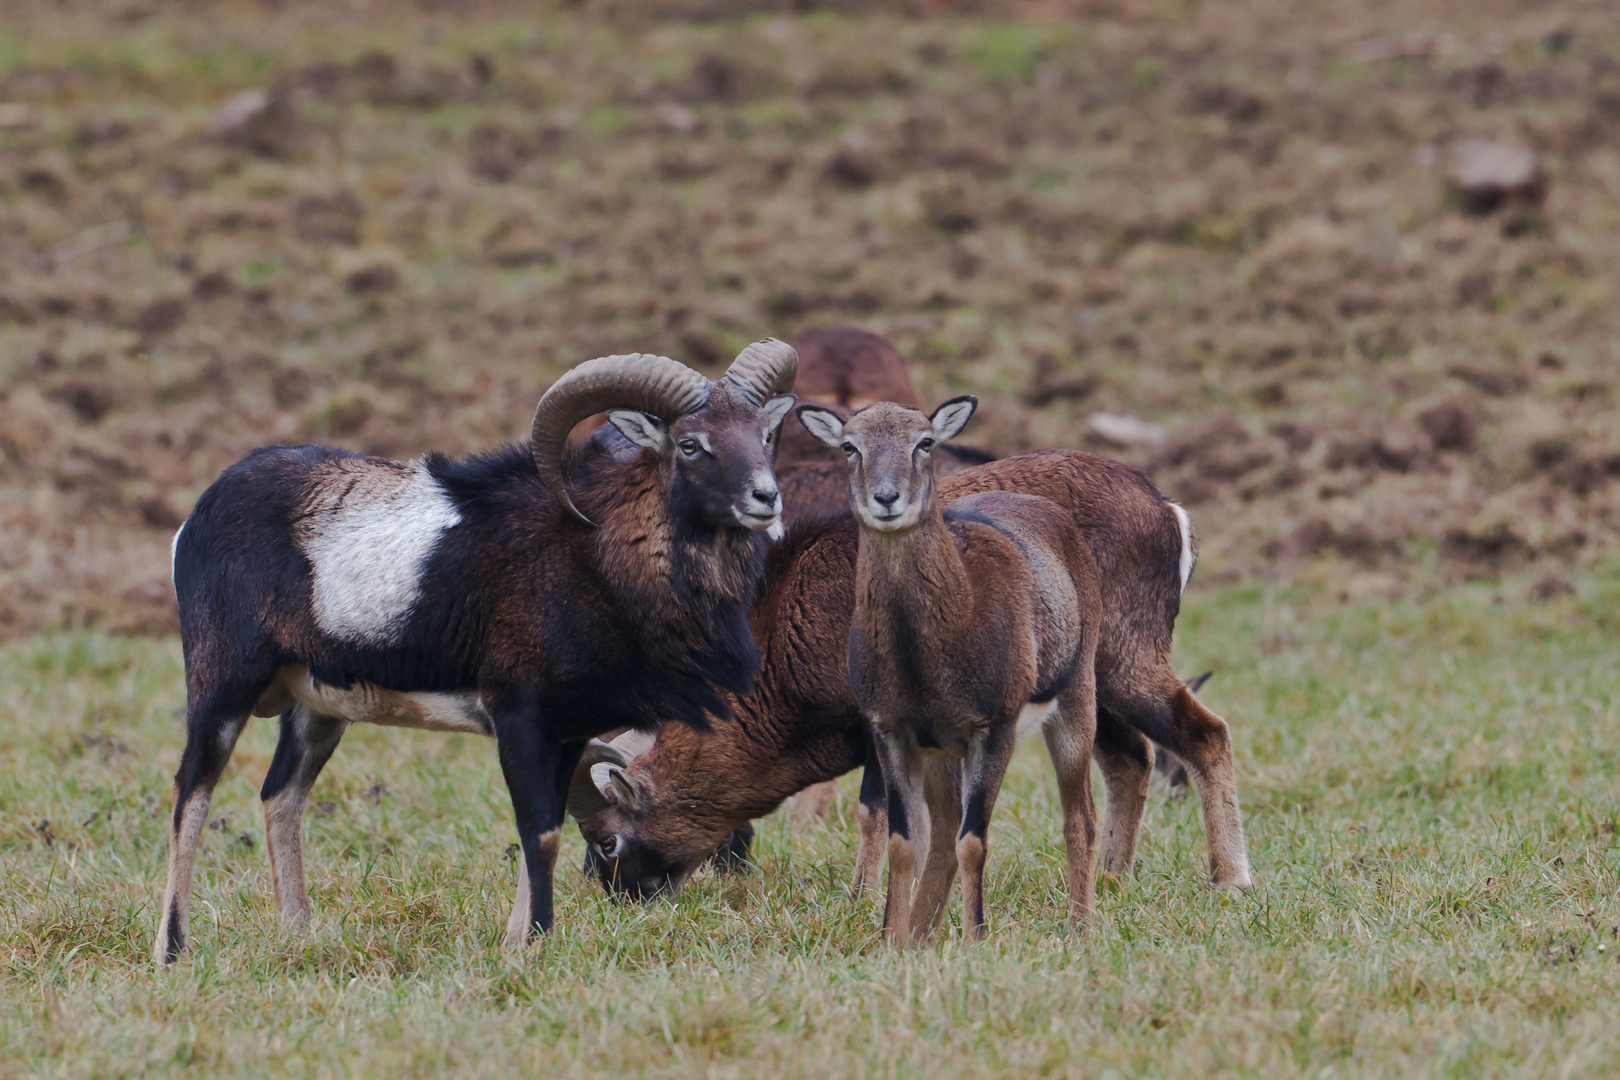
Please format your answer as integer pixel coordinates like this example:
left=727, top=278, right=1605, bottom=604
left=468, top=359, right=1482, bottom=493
left=1015, top=699, right=1060, bottom=740
left=258, top=666, right=493, bottom=735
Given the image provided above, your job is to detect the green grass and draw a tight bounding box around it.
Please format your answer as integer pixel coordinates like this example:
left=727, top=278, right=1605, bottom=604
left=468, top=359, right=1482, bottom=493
left=2, top=572, right=1618, bottom=1077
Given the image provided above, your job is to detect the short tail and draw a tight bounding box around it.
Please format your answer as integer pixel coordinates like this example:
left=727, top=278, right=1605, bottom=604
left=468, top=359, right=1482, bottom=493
left=1167, top=502, right=1196, bottom=593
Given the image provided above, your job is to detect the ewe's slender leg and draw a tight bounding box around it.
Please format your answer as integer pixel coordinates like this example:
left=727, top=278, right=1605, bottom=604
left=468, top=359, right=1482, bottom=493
left=1044, top=692, right=1099, bottom=932
left=956, top=725, right=1017, bottom=942
left=1153, top=745, right=1190, bottom=794
left=786, top=780, right=838, bottom=825
left=851, top=739, right=887, bottom=896
left=260, top=705, right=347, bottom=928
left=154, top=695, right=252, bottom=964
left=908, top=755, right=963, bottom=938
left=1165, top=685, right=1252, bottom=891
left=1094, top=710, right=1153, bottom=879
left=874, top=736, right=928, bottom=947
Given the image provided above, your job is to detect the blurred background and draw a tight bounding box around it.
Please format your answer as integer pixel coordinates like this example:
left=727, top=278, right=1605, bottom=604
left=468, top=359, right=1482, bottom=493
left=0, top=0, right=1615, bottom=640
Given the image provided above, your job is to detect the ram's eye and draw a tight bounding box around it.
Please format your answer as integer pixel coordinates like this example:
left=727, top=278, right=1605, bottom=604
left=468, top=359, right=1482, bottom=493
left=678, top=438, right=700, bottom=456
left=918, top=438, right=936, bottom=452
left=841, top=442, right=857, bottom=457
left=764, top=429, right=775, bottom=446
left=600, top=836, right=619, bottom=857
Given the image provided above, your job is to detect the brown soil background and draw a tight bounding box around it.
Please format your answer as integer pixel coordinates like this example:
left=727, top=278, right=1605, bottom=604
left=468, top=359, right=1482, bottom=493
left=0, top=0, right=1616, bottom=640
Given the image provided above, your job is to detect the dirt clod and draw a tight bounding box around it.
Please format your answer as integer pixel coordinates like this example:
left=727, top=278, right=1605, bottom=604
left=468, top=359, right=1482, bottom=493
left=1529, top=572, right=1575, bottom=602
left=1416, top=399, right=1480, bottom=452
left=292, top=191, right=364, bottom=247
left=1445, top=140, right=1544, bottom=215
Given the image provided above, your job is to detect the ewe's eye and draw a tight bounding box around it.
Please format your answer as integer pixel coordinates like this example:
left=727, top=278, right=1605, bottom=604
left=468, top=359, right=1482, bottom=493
left=917, top=437, right=936, bottom=453
left=678, top=438, right=700, bottom=456
left=841, top=442, right=857, bottom=458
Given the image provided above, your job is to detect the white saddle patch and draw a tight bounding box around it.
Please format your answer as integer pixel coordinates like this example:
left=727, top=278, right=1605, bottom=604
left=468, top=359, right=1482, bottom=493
left=297, top=460, right=460, bottom=645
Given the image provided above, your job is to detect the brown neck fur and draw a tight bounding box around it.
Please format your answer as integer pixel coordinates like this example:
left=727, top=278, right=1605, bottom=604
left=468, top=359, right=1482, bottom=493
left=852, top=499, right=977, bottom=684
left=571, top=447, right=765, bottom=696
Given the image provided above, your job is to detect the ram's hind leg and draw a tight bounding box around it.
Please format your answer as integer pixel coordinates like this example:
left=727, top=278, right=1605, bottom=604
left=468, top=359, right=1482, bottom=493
left=1094, top=710, right=1152, bottom=878
left=154, top=690, right=255, bottom=964
left=260, top=705, right=347, bottom=929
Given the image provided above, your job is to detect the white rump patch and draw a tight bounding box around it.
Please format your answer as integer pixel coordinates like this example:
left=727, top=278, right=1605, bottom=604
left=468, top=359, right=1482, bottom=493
left=1169, top=502, right=1195, bottom=593
left=298, top=461, right=460, bottom=645
left=1016, top=700, right=1060, bottom=740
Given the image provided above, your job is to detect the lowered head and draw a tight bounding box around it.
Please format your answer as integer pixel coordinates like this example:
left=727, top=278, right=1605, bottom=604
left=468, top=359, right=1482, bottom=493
left=567, top=737, right=712, bottom=899
left=795, top=396, right=977, bottom=532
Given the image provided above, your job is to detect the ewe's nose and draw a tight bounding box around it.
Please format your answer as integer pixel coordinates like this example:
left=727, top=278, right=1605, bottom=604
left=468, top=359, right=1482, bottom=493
left=873, top=491, right=900, bottom=509
left=751, top=487, right=779, bottom=510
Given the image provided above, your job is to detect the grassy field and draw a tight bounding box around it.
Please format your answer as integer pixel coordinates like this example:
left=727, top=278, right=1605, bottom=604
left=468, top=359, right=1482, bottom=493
left=1, top=569, right=1616, bottom=1078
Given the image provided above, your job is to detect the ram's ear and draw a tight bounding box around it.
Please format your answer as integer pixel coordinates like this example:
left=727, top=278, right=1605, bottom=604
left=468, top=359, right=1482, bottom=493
left=1184, top=670, right=1214, bottom=693
left=763, top=394, right=797, bottom=437
left=928, top=396, right=978, bottom=442
left=795, top=404, right=845, bottom=448
left=607, top=767, right=645, bottom=814
left=605, top=409, right=669, bottom=454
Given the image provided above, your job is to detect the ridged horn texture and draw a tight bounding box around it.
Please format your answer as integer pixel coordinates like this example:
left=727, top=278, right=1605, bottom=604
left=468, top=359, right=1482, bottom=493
left=720, top=338, right=800, bottom=406
left=531, top=353, right=711, bottom=525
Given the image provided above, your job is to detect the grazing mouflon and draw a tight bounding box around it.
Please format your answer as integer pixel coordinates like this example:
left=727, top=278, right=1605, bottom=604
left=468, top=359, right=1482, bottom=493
left=154, top=341, right=798, bottom=962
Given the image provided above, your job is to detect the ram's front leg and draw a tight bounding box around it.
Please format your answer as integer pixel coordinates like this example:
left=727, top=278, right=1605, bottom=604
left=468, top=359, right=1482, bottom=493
left=493, top=702, right=581, bottom=947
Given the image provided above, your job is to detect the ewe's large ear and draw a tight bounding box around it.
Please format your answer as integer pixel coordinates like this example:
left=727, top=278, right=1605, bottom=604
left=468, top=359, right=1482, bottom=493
left=607, top=767, right=645, bottom=814
left=763, top=394, right=797, bottom=439
left=606, top=409, right=669, bottom=454
left=796, top=404, right=846, bottom=448
left=929, top=396, right=978, bottom=442
left=1184, top=670, right=1213, bottom=693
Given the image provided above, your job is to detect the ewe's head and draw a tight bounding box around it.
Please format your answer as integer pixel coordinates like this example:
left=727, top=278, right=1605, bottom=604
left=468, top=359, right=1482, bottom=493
left=531, top=340, right=798, bottom=533
left=795, top=396, right=977, bottom=532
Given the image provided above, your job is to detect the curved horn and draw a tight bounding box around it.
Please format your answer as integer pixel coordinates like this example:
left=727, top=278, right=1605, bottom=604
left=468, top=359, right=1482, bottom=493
left=565, top=732, right=655, bottom=821
left=720, top=338, right=799, bottom=406
left=531, top=353, right=711, bottom=525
